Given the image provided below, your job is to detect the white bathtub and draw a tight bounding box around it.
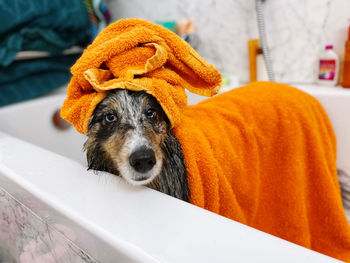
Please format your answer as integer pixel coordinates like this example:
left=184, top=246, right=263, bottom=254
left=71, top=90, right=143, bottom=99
left=0, top=84, right=349, bottom=262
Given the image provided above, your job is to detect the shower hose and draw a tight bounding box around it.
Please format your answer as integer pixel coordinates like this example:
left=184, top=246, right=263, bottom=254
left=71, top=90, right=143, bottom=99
left=256, top=0, right=275, bottom=81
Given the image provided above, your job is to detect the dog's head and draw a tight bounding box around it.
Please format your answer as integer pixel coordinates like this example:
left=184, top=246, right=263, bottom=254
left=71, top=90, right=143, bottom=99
left=84, top=89, right=170, bottom=185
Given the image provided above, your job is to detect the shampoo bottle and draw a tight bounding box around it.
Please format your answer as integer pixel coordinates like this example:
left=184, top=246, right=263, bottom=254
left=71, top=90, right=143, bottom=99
left=317, top=45, right=339, bottom=86
left=342, top=23, right=350, bottom=88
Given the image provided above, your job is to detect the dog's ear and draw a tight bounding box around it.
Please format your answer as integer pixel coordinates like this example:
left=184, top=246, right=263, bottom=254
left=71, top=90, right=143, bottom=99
left=84, top=139, right=114, bottom=173
left=85, top=139, right=101, bottom=170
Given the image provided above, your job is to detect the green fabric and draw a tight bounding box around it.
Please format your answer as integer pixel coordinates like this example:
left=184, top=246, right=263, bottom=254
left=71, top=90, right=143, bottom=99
left=0, top=0, right=90, bottom=66
left=0, top=55, right=79, bottom=107
left=0, top=0, right=91, bottom=106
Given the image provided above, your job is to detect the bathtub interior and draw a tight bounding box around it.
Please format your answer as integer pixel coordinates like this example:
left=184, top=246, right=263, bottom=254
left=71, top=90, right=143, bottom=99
left=0, top=94, right=86, bottom=165
left=0, top=84, right=349, bottom=262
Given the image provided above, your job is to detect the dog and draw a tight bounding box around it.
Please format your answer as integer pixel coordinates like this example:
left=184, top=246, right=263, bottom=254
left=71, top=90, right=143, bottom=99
left=84, top=88, right=350, bottom=214
left=84, top=89, right=190, bottom=201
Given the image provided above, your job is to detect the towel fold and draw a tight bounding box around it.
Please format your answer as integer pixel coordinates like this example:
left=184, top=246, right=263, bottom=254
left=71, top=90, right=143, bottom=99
left=61, top=19, right=350, bottom=261
left=61, top=18, right=222, bottom=134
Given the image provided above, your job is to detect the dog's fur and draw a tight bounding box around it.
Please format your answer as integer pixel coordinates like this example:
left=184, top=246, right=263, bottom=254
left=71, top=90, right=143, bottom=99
left=84, top=89, right=189, bottom=201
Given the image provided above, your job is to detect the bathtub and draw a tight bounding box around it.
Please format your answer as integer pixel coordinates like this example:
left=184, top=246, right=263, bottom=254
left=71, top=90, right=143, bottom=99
left=0, top=84, right=349, bottom=262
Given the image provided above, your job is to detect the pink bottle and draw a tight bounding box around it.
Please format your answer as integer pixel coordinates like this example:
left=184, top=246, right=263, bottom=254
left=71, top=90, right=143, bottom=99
left=317, top=45, right=339, bottom=86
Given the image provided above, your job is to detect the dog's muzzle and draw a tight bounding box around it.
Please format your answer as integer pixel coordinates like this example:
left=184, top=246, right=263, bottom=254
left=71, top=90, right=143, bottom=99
left=129, top=147, right=156, bottom=174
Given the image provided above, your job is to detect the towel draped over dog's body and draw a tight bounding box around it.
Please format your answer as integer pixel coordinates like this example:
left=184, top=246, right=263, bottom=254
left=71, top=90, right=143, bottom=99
left=61, top=19, right=350, bottom=261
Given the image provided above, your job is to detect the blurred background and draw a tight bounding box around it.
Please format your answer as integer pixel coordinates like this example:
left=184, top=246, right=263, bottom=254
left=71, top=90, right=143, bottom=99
left=1, top=0, right=349, bottom=106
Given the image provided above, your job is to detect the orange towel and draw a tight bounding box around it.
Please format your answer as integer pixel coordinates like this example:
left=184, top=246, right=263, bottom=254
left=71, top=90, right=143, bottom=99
left=61, top=18, right=221, bottom=134
left=61, top=19, right=350, bottom=261
left=174, top=82, right=350, bottom=261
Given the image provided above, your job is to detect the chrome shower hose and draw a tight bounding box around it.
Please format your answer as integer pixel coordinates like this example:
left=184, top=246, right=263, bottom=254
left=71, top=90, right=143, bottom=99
left=256, top=0, right=275, bottom=81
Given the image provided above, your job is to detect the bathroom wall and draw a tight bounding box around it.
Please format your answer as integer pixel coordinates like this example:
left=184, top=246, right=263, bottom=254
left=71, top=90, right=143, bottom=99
left=106, top=0, right=350, bottom=84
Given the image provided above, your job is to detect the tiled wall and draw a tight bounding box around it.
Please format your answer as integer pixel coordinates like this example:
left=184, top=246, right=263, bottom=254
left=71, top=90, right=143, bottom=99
left=106, top=0, right=349, bottom=84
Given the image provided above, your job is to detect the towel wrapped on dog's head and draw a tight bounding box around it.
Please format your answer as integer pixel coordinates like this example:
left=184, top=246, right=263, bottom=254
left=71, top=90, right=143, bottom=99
left=61, top=18, right=222, bottom=134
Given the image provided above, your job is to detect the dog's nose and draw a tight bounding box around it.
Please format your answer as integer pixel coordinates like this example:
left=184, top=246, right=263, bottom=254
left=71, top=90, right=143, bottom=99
left=129, top=148, right=156, bottom=173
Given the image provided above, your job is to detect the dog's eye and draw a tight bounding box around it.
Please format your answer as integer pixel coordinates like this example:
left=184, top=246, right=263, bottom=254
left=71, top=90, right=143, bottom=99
left=146, top=109, right=157, bottom=119
left=105, top=113, right=117, bottom=123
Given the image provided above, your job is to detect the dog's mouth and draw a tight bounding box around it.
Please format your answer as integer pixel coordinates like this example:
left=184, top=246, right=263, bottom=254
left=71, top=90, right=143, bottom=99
left=121, top=166, right=161, bottom=186
left=132, top=175, right=151, bottom=182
